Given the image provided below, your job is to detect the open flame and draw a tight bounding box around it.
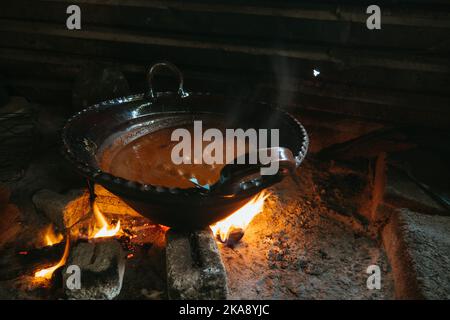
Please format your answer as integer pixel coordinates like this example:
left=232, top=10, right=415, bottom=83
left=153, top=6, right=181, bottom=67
left=34, top=196, right=122, bottom=281
left=92, top=202, right=121, bottom=238
left=44, top=224, right=63, bottom=246
left=34, top=235, right=70, bottom=280
left=210, top=191, right=269, bottom=243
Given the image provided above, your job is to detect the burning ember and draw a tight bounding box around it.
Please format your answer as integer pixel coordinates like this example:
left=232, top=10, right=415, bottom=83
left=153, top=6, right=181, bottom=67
left=34, top=200, right=122, bottom=280
left=34, top=235, right=70, bottom=280
left=210, top=191, right=269, bottom=244
left=92, top=202, right=121, bottom=238
left=43, top=224, right=63, bottom=246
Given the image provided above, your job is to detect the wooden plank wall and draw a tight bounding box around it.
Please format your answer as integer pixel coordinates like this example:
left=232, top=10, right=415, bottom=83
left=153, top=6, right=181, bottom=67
left=0, top=0, right=449, bottom=126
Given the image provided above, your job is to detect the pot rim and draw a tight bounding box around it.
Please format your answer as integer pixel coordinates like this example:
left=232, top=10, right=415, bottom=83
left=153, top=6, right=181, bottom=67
left=62, top=90, right=309, bottom=200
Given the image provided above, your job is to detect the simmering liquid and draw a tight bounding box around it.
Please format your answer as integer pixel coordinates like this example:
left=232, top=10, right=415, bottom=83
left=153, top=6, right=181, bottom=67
left=100, top=124, right=250, bottom=189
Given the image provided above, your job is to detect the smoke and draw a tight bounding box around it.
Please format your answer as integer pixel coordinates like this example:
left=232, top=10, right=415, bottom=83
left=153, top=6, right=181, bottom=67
left=273, top=57, right=296, bottom=109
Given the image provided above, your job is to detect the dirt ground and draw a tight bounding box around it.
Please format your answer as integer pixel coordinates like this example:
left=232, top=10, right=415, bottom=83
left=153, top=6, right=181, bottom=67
left=220, top=160, right=394, bottom=299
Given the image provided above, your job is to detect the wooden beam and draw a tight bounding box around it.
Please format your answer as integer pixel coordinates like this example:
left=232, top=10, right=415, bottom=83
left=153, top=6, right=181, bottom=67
left=0, top=19, right=448, bottom=74
left=2, top=1, right=449, bottom=52
left=42, top=0, right=450, bottom=28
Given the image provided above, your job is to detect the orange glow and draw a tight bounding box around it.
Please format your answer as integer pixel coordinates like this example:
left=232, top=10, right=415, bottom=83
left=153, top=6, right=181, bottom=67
left=34, top=236, right=70, bottom=280
left=92, top=202, right=121, bottom=238
left=210, top=191, right=269, bottom=243
left=44, top=224, right=63, bottom=246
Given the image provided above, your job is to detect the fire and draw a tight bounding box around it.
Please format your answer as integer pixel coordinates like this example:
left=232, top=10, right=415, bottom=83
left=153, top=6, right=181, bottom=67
left=34, top=235, right=70, bottom=280
left=210, top=191, right=269, bottom=243
left=34, top=196, right=122, bottom=282
left=92, top=202, right=121, bottom=238
left=44, top=224, right=63, bottom=246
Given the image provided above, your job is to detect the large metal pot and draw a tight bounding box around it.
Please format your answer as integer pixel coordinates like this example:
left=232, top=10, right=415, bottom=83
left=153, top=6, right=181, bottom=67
left=62, top=62, right=308, bottom=229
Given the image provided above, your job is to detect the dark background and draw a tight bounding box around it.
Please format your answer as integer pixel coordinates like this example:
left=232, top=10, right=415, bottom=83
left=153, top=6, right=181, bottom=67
left=0, top=0, right=449, bottom=126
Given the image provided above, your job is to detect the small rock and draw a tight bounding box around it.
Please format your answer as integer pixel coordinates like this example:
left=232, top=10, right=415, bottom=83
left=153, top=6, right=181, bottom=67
left=93, top=185, right=142, bottom=217
left=166, top=228, right=228, bottom=299
left=382, top=209, right=450, bottom=299
left=32, top=189, right=90, bottom=230
left=63, top=239, right=126, bottom=300
left=223, top=227, right=244, bottom=247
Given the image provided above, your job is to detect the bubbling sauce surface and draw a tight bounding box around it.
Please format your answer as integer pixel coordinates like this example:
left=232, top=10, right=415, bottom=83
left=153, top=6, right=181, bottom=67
left=100, top=124, right=249, bottom=189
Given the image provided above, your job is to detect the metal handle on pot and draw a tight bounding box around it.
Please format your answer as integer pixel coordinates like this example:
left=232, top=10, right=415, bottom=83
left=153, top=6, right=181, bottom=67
left=212, top=147, right=297, bottom=195
left=147, top=62, right=188, bottom=99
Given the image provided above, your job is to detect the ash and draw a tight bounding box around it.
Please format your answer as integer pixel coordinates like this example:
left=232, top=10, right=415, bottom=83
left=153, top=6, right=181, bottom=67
left=220, top=160, right=394, bottom=299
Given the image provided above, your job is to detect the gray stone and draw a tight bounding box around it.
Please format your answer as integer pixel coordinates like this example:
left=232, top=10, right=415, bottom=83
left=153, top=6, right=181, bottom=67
left=63, top=239, right=126, bottom=300
left=93, top=185, right=142, bottom=217
left=383, top=208, right=450, bottom=299
left=166, top=228, right=228, bottom=299
left=32, top=189, right=90, bottom=230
